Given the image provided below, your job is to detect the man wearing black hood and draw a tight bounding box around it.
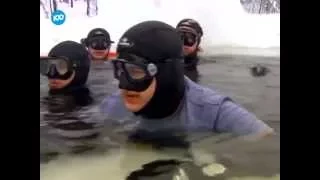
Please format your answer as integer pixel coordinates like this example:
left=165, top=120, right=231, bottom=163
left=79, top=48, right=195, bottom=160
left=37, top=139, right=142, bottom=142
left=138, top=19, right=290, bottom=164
left=176, top=19, right=203, bottom=82
left=81, top=28, right=114, bottom=61
left=40, top=41, right=101, bottom=156
left=100, top=21, right=273, bottom=143
left=43, top=41, right=92, bottom=100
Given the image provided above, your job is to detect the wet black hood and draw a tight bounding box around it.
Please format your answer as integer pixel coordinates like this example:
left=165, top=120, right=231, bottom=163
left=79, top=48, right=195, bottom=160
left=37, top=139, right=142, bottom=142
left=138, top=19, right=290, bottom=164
left=116, top=21, right=186, bottom=119
left=184, top=53, right=199, bottom=70
left=134, top=59, right=185, bottom=119
left=45, top=87, right=93, bottom=113
left=48, top=41, right=91, bottom=95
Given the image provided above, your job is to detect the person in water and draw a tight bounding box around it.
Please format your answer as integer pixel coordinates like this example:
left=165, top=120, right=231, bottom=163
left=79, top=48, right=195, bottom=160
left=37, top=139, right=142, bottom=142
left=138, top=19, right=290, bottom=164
left=100, top=21, right=273, bottom=141
left=81, top=28, right=114, bottom=61
left=176, top=18, right=203, bottom=82
left=40, top=41, right=102, bottom=158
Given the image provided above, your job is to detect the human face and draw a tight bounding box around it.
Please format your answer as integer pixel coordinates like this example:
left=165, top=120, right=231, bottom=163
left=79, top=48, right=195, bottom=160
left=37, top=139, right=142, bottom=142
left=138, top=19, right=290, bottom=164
left=120, top=78, right=156, bottom=112
left=48, top=71, right=75, bottom=90
left=87, top=37, right=111, bottom=60
left=179, top=31, right=199, bottom=56
left=88, top=48, right=109, bottom=60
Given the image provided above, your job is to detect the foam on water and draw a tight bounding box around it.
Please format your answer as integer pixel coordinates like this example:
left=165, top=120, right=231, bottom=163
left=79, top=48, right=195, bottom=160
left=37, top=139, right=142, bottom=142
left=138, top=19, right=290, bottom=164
left=40, top=146, right=191, bottom=180
left=40, top=145, right=280, bottom=180
left=40, top=0, right=279, bottom=56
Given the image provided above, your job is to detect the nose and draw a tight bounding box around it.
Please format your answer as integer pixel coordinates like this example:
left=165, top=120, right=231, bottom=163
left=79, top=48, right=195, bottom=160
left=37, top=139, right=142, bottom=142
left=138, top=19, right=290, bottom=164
left=48, top=65, right=58, bottom=77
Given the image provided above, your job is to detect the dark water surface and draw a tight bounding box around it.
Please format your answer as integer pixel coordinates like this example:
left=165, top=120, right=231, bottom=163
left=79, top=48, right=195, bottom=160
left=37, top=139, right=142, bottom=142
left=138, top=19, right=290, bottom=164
left=40, top=55, right=280, bottom=180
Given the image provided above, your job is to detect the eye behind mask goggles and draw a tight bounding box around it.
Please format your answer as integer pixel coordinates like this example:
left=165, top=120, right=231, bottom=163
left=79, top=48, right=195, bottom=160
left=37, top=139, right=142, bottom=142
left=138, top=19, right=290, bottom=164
left=40, top=57, right=76, bottom=80
left=111, top=55, right=179, bottom=92
left=86, top=37, right=113, bottom=50
left=111, top=57, right=158, bottom=83
left=178, top=27, right=199, bottom=47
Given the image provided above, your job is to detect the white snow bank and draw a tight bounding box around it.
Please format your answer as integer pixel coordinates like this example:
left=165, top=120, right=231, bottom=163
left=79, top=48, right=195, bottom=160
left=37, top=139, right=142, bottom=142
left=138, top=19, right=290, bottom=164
left=40, top=0, right=280, bottom=56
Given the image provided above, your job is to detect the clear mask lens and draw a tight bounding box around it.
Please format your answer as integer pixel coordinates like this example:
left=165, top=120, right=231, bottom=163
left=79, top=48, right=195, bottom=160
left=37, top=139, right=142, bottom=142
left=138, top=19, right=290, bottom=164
left=40, top=58, right=69, bottom=76
left=124, top=63, right=147, bottom=80
left=112, top=58, right=157, bottom=82
left=89, top=38, right=110, bottom=50
left=180, top=32, right=197, bottom=47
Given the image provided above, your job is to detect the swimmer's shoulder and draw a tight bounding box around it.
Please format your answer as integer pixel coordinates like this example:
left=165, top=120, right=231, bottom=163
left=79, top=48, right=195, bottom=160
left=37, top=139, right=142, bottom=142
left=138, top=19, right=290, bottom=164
left=184, top=77, right=273, bottom=136
left=183, top=77, right=232, bottom=129
left=100, top=91, right=130, bottom=118
left=184, top=77, right=229, bottom=108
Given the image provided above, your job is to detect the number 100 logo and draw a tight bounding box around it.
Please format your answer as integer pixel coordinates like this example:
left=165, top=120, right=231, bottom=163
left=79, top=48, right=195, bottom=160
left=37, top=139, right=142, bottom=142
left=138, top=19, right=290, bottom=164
left=51, top=10, right=66, bottom=26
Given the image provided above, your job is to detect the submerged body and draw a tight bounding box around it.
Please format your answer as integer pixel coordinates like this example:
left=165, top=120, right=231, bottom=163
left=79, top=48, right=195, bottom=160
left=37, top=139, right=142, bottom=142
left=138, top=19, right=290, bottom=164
left=101, top=77, right=272, bottom=140
left=40, top=41, right=104, bottom=161
left=40, top=88, right=101, bottom=157
left=184, top=55, right=200, bottom=82
left=40, top=54, right=280, bottom=180
left=177, top=18, right=203, bottom=82
left=99, top=21, right=272, bottom=146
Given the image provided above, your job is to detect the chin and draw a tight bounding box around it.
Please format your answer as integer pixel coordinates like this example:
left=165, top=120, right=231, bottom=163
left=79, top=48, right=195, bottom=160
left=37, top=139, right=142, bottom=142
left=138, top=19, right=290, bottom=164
left=92, top=53, right=107, bottom=59
left=49, top=85, right=62, bottom=90
left=92, top=56, right=104, bottom=60
left=183, top=51, right=193, bottom=56
left=124, top=102, right=143, bottom=113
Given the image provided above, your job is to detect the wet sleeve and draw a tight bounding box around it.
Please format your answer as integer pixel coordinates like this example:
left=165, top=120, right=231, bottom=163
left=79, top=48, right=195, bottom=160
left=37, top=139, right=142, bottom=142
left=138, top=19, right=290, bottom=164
left=214, top=99, right=272, bottom=136
left=99, top=92, right=130, bottom=119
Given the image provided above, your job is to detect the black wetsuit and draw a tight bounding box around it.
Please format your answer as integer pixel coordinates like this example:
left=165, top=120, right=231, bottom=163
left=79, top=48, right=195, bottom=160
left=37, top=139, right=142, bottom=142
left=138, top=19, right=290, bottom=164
left=184, top=53, right=200, bottom=83
left=40, top=41, right=101, bottom=162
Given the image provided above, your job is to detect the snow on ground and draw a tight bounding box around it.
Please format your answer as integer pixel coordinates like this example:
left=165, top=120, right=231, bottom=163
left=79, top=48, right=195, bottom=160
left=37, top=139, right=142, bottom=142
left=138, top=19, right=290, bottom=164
left=40, top=0, right=280, bottom=56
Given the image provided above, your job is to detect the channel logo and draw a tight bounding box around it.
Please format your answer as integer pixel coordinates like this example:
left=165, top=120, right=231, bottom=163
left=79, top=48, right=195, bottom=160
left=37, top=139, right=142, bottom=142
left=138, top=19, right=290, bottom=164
left=51, top=10, right=66, bottom=25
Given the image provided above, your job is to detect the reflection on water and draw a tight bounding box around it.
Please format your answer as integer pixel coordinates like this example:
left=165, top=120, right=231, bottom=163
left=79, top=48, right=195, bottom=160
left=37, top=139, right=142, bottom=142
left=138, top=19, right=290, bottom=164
left=40, top=55, right=280, bottom=179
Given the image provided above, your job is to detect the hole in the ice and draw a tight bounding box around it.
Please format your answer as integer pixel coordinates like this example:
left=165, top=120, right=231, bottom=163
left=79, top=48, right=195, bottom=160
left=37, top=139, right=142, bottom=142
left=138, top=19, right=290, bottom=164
left=250, top=64, right=270, bottom=77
